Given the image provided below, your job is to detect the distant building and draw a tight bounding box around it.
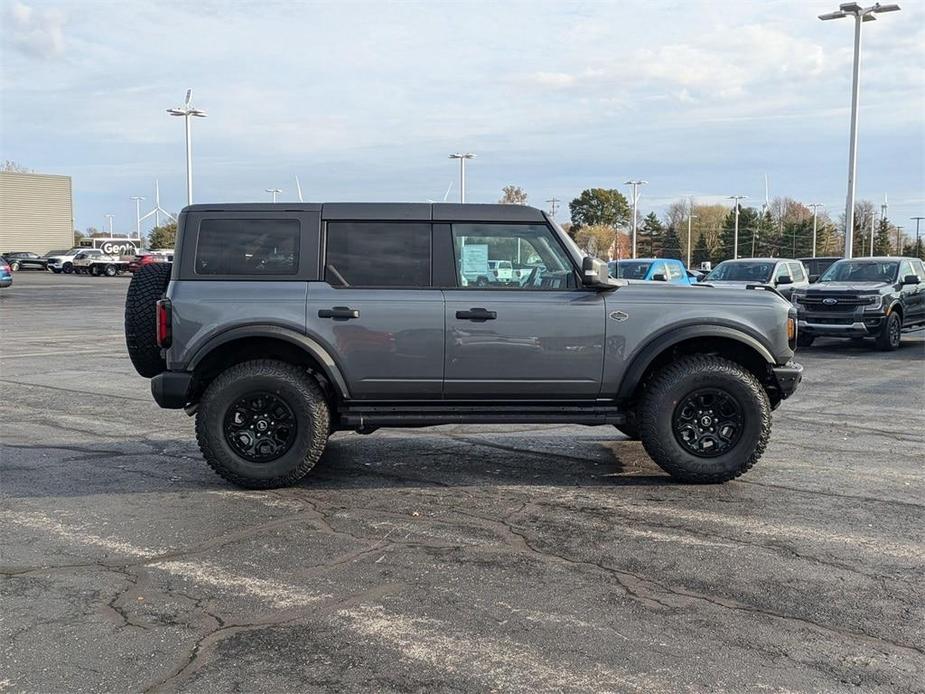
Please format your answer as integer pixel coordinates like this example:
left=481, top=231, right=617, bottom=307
left=0, top=172, right=74, bottom=254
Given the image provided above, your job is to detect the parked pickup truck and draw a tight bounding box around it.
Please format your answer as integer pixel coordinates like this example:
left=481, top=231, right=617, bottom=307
left=792, top=256, right=925, bottom=350
left=73, top=250, right=132, bottom=276
left=124, top=203, right=802, bottom=489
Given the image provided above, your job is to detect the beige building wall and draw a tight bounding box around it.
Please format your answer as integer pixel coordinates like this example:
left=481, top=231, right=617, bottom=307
left=0, top=172, right=74, bottom=254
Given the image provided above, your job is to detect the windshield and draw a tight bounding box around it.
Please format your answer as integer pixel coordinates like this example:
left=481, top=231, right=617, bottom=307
left=706, top=261, right=774, bottom=282
left=819, top=260, right=898, bottom=283
left=609, top=261, right=652, bottom=280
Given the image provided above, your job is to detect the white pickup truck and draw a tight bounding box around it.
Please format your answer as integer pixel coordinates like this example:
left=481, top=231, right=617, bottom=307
left=72, top=250, right=132, bottom=276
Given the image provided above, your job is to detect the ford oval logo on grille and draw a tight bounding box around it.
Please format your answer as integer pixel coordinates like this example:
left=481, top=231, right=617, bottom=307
left=822, top=298, right=838, bottom=305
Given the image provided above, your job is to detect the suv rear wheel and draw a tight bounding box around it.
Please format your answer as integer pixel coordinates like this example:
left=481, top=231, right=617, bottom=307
left=638, top=355, right=771, bottom=483
left=196, top=360, right=330, bottom=489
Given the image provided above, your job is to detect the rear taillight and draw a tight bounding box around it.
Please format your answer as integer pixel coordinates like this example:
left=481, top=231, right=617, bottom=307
left=156, top=299, right=172, bottom=348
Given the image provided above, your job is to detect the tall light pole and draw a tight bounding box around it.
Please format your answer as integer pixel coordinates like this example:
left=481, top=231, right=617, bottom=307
left=130, top=196, right=145, bottom=240
left=895, top=225, right=904, bottom=254
left=911, top=216, right=924, bottom=258
left=265, top=188, right=282, bottom=203
left=819, top=2, right=901, bottom=259
left=868, top=209, right=877, bottom=256
left=105, top=214, right=114, bottom=235
left=686, top=196, right=697, bottom=269
left=808, top=203, right=824, bottom=258
left=167, top=89, right=208, bottom=206
left=624, top=180, right=647, bottom=259
left=448, top=153, right=476, bottom=203
left=728, top=195, right=747, bottom=259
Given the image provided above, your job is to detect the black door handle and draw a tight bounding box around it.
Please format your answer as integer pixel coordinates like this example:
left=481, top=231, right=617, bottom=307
left=456, top=308, right=497, bottom=321
left=318, top=306, right=360, bottom=320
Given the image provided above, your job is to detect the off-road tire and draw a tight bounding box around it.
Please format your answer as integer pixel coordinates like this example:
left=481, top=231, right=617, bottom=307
left=196, top=360, right=330, bottom=489
left=638, top=355, right=771, bottom=484
left=797, top=333, right=814, bottom=348
left=875, top=312, right=901, bottom=351
left=124, top=262, right=171, bottom=377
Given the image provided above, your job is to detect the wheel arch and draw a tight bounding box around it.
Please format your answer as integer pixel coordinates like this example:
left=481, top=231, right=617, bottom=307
left=617, top=325, right=776, bottom=403
left=188, top=325, right=350, bottom=401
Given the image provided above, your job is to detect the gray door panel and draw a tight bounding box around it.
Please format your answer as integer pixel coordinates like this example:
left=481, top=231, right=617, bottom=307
left=444, top=290, right=605, bottom=398
left=307, top=284, right=444, bottom=399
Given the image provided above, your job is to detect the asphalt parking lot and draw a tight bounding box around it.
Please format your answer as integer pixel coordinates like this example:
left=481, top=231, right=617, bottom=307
left=2, top=271, right=923, bottom=693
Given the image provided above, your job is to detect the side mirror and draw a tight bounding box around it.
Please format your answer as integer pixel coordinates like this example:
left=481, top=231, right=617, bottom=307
left=651, top=273, right=667, bottom=282
left=581, top=256, right=614, bottom=289
left=808, top=274, right=820, bottom=283
left=777, top=275, right=793, bottom=286
left=902, top=274, right=920, bottom=285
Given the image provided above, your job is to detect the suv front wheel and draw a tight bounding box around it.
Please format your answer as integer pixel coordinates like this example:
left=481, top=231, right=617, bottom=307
left=196, top=360, right=331, bottom=489
left=638, top=355, right=771, bottom=483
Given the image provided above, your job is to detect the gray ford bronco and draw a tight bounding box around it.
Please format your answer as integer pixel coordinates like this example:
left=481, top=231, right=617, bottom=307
left=124, top=203, right=802, bottom=488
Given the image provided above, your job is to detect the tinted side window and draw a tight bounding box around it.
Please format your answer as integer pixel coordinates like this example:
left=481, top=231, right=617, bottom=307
left=325, top=222, right=431, bottom=287
left=196, top=219, right=300, bottom=275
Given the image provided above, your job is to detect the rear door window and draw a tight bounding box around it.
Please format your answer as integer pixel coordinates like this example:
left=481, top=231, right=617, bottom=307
left=195, top=219, right=300, bottom=275
left=325, top=222, right=431, bottom=287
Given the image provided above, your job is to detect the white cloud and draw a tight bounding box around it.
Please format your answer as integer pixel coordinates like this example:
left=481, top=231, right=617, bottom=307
left=5, top=1, right=66, bottom=59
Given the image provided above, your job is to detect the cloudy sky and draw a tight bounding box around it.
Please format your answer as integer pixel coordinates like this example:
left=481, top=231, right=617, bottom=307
left=2, top=0, right=923, bottom=235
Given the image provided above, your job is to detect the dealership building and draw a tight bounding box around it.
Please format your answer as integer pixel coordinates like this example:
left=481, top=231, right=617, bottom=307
left=0, top=171, right=74, bottom=255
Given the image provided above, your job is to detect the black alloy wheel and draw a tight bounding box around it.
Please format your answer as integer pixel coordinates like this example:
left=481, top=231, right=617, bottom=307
left=672, top=388, right=744, bottom=458
left=223, top=392, right=297, bottom=463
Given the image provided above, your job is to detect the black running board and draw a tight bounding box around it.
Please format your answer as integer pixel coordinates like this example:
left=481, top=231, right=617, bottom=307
left=337, top=403, right=626, bottom=432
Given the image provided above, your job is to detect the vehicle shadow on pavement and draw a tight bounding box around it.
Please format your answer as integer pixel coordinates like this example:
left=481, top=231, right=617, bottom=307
left=2, top=433, right=673, bottom=498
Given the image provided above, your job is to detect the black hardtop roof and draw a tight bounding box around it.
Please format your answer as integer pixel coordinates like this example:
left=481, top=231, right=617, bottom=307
left=181, top=202, right=548, bottom=223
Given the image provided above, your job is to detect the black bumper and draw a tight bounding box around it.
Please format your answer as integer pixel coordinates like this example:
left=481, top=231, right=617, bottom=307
left=797, top=311, right=885, bottom=337
left=151, top=371, right=193, bottom=409
left=771, top=362, right=803, bottom=399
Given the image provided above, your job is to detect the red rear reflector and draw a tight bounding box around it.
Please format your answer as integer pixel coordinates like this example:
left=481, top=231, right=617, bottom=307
left=156, top=299, right=172, bottom=348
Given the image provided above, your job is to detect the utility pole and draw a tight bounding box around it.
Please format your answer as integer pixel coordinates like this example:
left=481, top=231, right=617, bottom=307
left=868, top=209, right=876, bottom=256
left=819, top=2, right=902, bottom=259
left=911, top=216, right=924, bottom=258
left=728, top=195, right=747, bottom=259
left=449, top=153, right=476, bottom=203
left=686, top=196, right=697, bottom=269
left=808, top=203, right=824, bottom=258
left=895, top=226, right=904, bottom=254
left=105, top=214, right=114, bottom=235
left=131, top=196, right=145, bottom=240
left=545, top=197, right=560, bottom=220
left=624, top=180, right=647, bottom=259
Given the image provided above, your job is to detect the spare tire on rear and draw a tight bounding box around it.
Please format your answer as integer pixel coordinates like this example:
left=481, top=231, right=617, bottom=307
left=125, top=263, right=171, bottom=378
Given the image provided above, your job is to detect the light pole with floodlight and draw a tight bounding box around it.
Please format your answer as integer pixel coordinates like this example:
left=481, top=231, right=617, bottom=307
left=167, top=89, right=208, bottom=206
left=728, top=195, right=747, bottom=259
left=686, top=196, right=697, bottom=269
left=131, top=196, right=145, bottom=239
left=624, top=180, right=647, bottom=259
left=819, top=2, right=901, bottom=259
left=808, top=203, right=824, bottom=258
left=265, top=188, right=282, bottom=203
left=448, top=153, right=476, bottom=203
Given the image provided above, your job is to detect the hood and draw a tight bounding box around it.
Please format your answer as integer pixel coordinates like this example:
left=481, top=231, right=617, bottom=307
left=805, top=281, right=890, bottom=293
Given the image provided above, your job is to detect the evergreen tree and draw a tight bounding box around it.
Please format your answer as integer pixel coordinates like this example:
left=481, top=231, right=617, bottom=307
left=716, top=206, right=760, bottom=262
left=691, top=233, right=710, bottom=267
left=874, top=217, right=893, bottom=255
left=661, top=224, right=683, bottom=260
left=639, top=212, right=664, bottom=257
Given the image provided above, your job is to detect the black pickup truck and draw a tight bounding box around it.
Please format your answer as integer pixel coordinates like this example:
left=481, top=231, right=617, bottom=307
left=791, top=256, right=925, bottom=350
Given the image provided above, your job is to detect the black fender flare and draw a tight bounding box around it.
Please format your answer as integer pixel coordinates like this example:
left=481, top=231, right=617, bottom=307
left=187, top=324, right=350, bottom=398
left=616, top=323, right=776, bottom=400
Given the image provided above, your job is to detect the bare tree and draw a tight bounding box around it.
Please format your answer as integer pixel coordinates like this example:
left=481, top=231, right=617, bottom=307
left=498, top=185, right=528, bottom=205
left=2, top=160, right=33, bottom=173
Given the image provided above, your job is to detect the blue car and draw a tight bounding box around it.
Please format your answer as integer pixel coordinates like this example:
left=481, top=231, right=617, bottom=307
left=0, top=257, right=12, bottom=288
left=608, top=258, right=696, bottom=285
